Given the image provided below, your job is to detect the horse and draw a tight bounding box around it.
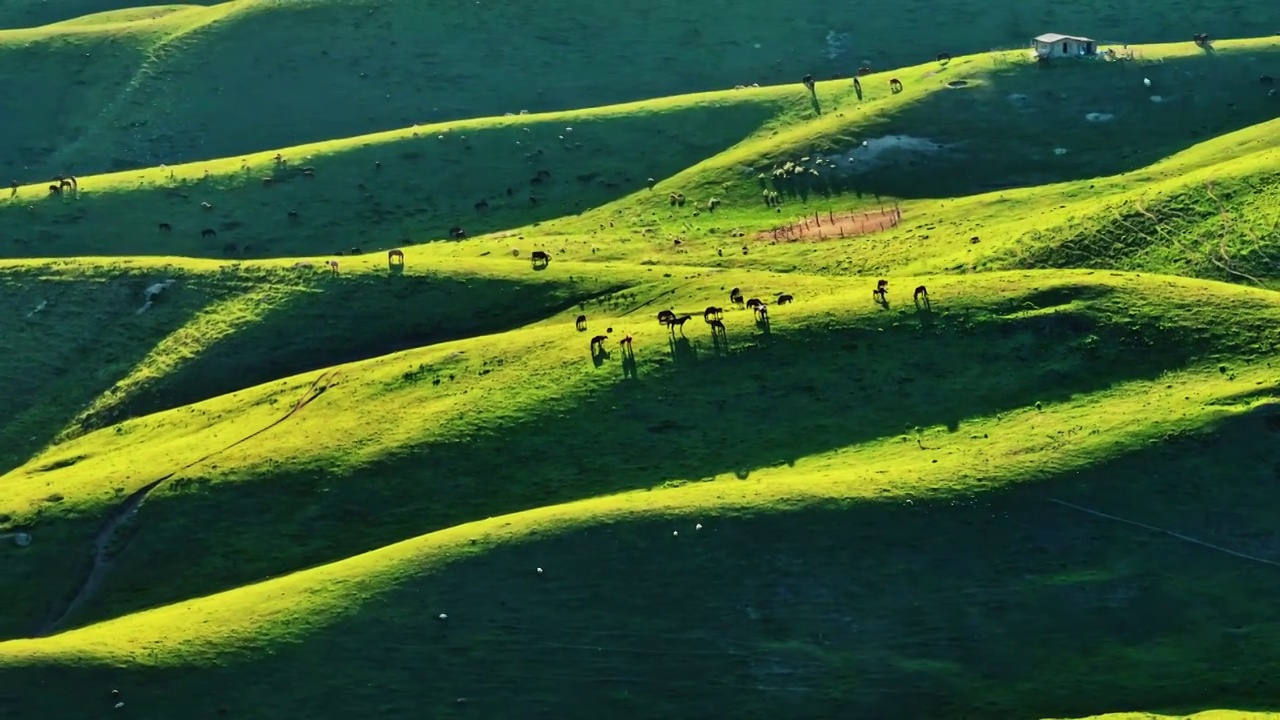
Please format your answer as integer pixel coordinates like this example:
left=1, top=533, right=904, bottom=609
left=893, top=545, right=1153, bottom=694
left=590, top=334, right=609, bottom=352
left=873, top=279, right=889, bottom=303
left=913, top=285, right=930, bottom=309
left=575, top=314, right=588, bottom=331
left=158, top=223, right=172, bottom=233
left=531, top=250, right=551, bottom=266
left=703, top=306, right=724, bottom=322
left=657, top=309, right=676, bottom=325
left=745, top=298, right=762, bottom=310
left=388, top=248, right=405, bottom=263
left=889, top=78, right=904, bottom=93
left=857, top=66, right=872, bottom=76
left=350, top=247, right=363, bottom=255
left=801, top=74, right=815, bottom=91
left=474, top=199, right=490, bottom=212
left=776, top=293, right=793, bottom=305
left=669, top=314, right=692, bottom=332
left=201, top=228, right=217, bottom=240
left=48, top=184, right=61, bottom=196
left=937, top=52, right=951, bottom=62
left=287, top=210, right=299, bottom=220
left=754, top=304, right=769, bottom=321
left=619, top=335, right=634, bottom=350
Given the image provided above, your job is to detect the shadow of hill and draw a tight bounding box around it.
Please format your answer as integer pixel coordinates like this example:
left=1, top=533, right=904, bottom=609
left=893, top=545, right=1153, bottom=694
left=77, top=268, right=635, bottom=431
left=0, top=101, right=776, bottom=259
left=13, top=1, right=1280, bottom=178
left=0, top=264, right=214, bottom=474
left=7, top=406, right=1280, bottom=719
left=793, top=49, right=1280, bottom=202
left=64, top=281, right=1263, bottom=626
left=0, top=26, right=152, bottom=180
left=0, top=1, right=153, bottom=30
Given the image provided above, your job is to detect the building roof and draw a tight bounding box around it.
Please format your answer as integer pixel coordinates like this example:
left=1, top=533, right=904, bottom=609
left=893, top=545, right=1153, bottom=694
left=1034, top=33, right=1093, bottom=43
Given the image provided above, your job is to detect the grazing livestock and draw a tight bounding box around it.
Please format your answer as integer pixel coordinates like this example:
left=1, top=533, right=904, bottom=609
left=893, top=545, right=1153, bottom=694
left=703, top=306, right=723, bottom=322
left=201, top=228, right=217, bottom=240
left=590, top=334, right=609, bottom=352
left=1193, top=32, right=1210, bottom=46
left=937, top=52, right=951, bottom=62
left=474, top=199, right=489, bottom=212
left=388, top=248, right=405, bottom=264
left=327, top=260, right=339, bottom=276
left=619, top=335, right=633, bottom=350
left=48, top=184, right=61, bottom=196
left=350, top=247, right=363, bottom=255
left=201, top=202, right=212, bottom=210
left=857, top=65, right=872, bottom=76
left=575, top=314, right=588, bottom=331
left=745, top=298, right=762, bottom=310
left=873, top=279, right=889, bottom=303
left=288, top=210, right=299, bottom=220
left=755, top=304, right=769, bottom=321
left=531, top=250, right=551, bottom=266
left=914, top=285, right=929, bottom=304
left=802, top=74, right=815, bottom=91
left=158, top=223, right=172, bottom=233
left=889, top=78, right=903, bottom=93
left=449, top=226, right=466, bottom=239
left=657, top=309, right=677, bottom=325
left=669, top=314, right=692, bottom=332
left=776, top=293, right=793, bottom=305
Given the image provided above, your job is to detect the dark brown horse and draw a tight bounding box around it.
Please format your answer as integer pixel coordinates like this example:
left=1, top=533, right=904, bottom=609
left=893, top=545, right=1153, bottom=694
left=575, top=314, right=588, bottom=331
left=590, top=334, right=609, bottom=352
left=657, top=309, right=676, bottom=325
left=703, top=306, right=724, bottom=322
left=669, top=314, right=692, bottom=332
left=889, top=78, right=903, bottom=93
left=776, top=293, right=793, bottom=305
left=201, top=228, right=217, bottom=239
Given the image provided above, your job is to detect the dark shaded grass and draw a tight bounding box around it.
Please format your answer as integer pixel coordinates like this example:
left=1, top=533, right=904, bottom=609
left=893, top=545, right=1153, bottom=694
left=5, top=407, right=1280, bottom=719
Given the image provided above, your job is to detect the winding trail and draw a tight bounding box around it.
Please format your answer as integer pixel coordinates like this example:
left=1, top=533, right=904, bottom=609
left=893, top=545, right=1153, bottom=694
left=36, top=370, right=340, bottom=637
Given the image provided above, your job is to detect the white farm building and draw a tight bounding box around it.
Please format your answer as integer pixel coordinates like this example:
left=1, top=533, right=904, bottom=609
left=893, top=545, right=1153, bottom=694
left=1032, top=33, right=1098, bottom=59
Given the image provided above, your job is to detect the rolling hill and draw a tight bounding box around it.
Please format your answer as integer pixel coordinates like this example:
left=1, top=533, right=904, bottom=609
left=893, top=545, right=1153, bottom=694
left=2, top=4, right=1280, bottom=718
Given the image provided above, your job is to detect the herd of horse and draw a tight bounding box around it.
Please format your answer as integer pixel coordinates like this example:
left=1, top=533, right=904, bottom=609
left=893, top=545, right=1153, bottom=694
left=577, top=281, right=933, bottom=353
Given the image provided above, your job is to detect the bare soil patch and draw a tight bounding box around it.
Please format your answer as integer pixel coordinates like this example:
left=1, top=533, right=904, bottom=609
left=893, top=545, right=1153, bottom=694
left=757, top=206, right=902, bottom=242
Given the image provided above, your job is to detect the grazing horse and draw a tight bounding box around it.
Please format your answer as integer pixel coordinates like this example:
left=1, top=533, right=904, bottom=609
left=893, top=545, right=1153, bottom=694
left=914, top=285, right=930, bottom=309
left=937, top=52, right=951, bottom=62
left=158, top=223, right=172, bottom=233
left=388, top=248, right=405, bottom=264
left=755, top=304, right=769, bottom=321
left=889, top=78, right=904, bottom=93
left=575, top=314, right=588, bottom=331
left=531, top=250, right=551, bottom=266
left=1262, top=75, right=1276, bottom=86
left=48, top=184, right=61, bottom=196
left=59, top=178, right=74, bottom=192
left=201, top=228, right=217, bottom=240
left=801, top=74, right=815, bottom=92
left=590, top=334, right=609, bottom=352
left=703, top=306, right=723, bottom=322
left=873, top=279, right=888, bottom=303
left=657, top=309, right=677, bottom=325
left=745, top=298, right=762, bottom=310
left=327, top=260, right=339, bottom=276
left=619, top=335, right=633, bottom=351
left=776, top=293, right=793, bottom=305
left=350, top=247, right=363, bottom=255
left=857, top=66, right=872, bottom=76
left=669, top=314, right=692, bottom=332
left=1193, top=33, right=1210, bottom=46
left=449, top=225, right=466, bottom=239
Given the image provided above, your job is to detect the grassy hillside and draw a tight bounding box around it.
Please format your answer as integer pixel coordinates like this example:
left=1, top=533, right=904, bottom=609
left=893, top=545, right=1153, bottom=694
left=3, top=0, right=1280, bottom=179
left=4, top=38, right=1277, bottom=271
left=4, top=9, right=1280, bottom=720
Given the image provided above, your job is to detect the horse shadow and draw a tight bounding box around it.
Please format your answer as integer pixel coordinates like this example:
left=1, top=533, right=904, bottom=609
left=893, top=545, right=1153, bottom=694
left=620, top=347, right=638, bottom=379
left=874, top=294, right=891, bottom=311
left=591, top=346, right=610, bottom=367
left=668, top=335, right=697, bottom=364
left=808, top=89, right=822, bottom=116
left=914, top=295, right=932, bottom=313
left=387, top=261, right=404, bottom=276
left=532, top=261, right=550, bottom=272
left=709, top=324, right=728, bottom=356
left=754, top=315, right=771, bottom=336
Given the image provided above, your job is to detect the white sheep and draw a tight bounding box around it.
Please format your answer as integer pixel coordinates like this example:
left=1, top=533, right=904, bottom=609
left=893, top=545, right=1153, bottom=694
left=1143, top=78, right=1152, bottom=87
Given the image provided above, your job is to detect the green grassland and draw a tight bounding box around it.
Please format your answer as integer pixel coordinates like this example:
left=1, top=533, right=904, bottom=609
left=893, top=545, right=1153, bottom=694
left=2, top=7, right=1280, bottom=719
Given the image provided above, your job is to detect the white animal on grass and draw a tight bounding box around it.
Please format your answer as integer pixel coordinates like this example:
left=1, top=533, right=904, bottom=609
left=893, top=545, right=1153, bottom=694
left=1143, top=78, right=1152, bottom=87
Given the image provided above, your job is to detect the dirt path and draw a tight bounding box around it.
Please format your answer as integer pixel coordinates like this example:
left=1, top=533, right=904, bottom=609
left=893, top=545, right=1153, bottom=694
left=757, top=207, right=902, bottom=242
left=36, top=371, right=340, bottom=636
